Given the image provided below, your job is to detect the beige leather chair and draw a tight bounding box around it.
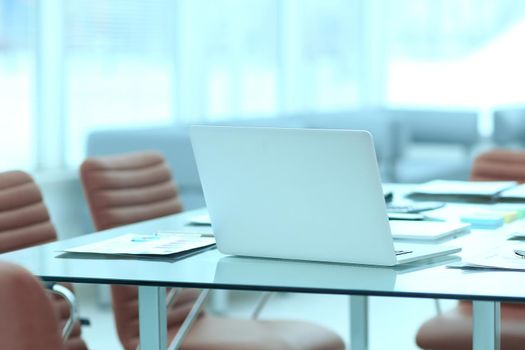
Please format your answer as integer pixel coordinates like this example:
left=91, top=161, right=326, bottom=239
left=80, top=151, right=345, bottom=350
left=0, top=170, right=88, bottom=350
left=470, top=149, right=525, bottom=183
left=416, top=149, right=525, bottom=349
left=0, top=261, right=68, bottom=350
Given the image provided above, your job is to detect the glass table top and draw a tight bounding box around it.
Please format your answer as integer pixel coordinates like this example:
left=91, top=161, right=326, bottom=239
left=3, top=205, right=525, bottom=302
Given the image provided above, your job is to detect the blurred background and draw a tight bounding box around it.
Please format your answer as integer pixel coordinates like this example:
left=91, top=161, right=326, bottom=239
left=3, top=0, right=525, bottom=171
left=2, top=1, right=525, bottom=348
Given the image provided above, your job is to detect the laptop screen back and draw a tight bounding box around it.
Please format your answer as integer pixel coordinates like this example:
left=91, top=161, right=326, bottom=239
left=190, top=126, right=397, bottom=265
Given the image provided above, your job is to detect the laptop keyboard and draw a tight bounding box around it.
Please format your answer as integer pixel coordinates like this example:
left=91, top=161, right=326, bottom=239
left=395, top=250, right=413, bottom=256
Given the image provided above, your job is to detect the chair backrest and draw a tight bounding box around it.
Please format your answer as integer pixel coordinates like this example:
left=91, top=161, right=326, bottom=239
left=80, top=151, right=198, bottom=350
left=86, top=127, right=206, bottom=210
left=0, top=170, right=57, bottom=252
left=0, top=261, right=65, bottom=350
left=80, top=151, right=183, bottom=230
left=470, top=149, right=525, bottom=183
left=0, top=170, right=88, bottom=350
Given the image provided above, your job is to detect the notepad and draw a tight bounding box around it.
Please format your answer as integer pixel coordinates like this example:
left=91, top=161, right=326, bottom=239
left=508, top=221, right=525, bottom=238
left=389, top=221, right=471, bottom=241
left=461, top=214, right=504, bottom=229
left=488, top=210, right=519, bottom=223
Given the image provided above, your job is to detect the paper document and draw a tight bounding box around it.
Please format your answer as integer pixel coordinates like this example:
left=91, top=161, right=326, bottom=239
left=63, top=233, right=215, bottom=257
left=448, top=245, right=525, bottom=271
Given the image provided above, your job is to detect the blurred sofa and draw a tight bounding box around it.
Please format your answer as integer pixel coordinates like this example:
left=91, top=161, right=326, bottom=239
left=493, top=107, right=525, bottom=147
left=389, top=108, right=479, bottom=182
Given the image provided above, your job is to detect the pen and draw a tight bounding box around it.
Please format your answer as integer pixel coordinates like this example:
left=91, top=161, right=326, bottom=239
left=514, top=249, right=525, bottom=258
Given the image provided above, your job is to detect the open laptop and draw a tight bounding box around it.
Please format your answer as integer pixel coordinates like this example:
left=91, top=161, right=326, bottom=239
left=190, top=126, right=461, bottom=266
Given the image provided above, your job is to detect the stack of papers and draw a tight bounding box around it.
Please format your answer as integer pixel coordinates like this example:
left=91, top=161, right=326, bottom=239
left=63, top=233, right=215, bottom=258
left=408, top=180, right=518, bottom=202
left=498, top=184, right=525, bottom=202
left=390, top=221, right=471, bottom=241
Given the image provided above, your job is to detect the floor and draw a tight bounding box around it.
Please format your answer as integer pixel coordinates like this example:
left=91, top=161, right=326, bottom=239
left=76, top=286, right=457, bottom=350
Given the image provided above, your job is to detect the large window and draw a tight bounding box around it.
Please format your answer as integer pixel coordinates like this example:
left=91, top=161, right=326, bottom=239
left=65, top=0, right=175, bottom=165
left=3, top=0, right=525, bottom=170
left=282, top=0, right=360, bottom=112
left=172, top=0, right=281, bottom=122
left=386, top=0, right=525, bottom=107
left=0, top=0, right=35, bottom=170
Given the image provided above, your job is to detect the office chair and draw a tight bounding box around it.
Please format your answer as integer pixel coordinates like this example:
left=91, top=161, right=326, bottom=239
left=470, top=149, right=525, bottom=183
left=416, top=149, right=525, bottom=349
left=0, top=261, right=69, bottom=350
left=0, top=170, right=88, bottom=350
left=80, top=151, right=345, bottom=350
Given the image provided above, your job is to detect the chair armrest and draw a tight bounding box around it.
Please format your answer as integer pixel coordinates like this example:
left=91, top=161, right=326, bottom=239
left=44, top=282, right=79, bottom=340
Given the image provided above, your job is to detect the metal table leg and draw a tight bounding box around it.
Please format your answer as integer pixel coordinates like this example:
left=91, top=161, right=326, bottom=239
left=472, top=300, right=500, bottom=350
left=139, top=286, right=167, bottom=349
left=349, top=295, right=368, bottom=350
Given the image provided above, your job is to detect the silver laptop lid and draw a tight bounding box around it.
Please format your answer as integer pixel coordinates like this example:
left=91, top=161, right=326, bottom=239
left=190, top=126, right=397, bottom=265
